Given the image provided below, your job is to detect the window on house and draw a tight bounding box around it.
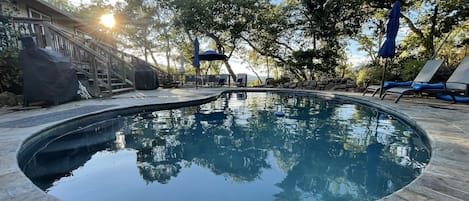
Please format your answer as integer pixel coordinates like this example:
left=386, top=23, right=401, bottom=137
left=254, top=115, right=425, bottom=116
left=28, top=8, right=52, bottom=47
left=29, top=9, right=52, bottom=22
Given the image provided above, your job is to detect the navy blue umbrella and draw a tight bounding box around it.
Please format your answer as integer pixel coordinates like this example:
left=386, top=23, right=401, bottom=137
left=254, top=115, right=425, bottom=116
left=378, top=1, right=401, bottom=96
left=379, top=1, right=401, bottom=58
left=199, top=50, right=227, bottom=61
left=192, top=38, right=200, bottom=88
left=192, top=38, right=200, bottom=68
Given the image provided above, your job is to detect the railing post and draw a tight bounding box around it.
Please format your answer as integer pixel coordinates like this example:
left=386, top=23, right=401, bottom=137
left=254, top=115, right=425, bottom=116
left=121, top=60, right=126, bottom=86
left=42, top=22, right=53, bottom=49
left=107, top=55, right=113, bottom=95
left=91, top=57, right=100, bottom=96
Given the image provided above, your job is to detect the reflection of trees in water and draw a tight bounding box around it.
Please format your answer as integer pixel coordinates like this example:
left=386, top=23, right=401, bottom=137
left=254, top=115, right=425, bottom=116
left=22, top=118, right=124, bottom=190
left=118, top=92, right=429, bottom=200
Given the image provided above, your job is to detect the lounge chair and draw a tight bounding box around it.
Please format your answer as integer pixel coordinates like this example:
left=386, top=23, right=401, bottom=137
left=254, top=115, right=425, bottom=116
left=423, top=56, right=469, bottom=103
left=362, top=59, right=444, bottom=97
left=436, top=95, right=469, bottom=103
left=382, top=56, right=469, bottom=103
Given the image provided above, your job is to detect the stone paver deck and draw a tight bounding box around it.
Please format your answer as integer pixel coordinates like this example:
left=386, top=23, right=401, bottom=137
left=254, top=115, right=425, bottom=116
left=1, top=88, right=468, bottom=201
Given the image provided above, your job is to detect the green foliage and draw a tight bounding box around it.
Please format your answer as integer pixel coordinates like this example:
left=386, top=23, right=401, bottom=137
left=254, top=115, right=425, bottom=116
left=287, top=48, right=339, bottom=80
left=400, top=59, right=426, bottom=81
left=300, top=0, right=367, bottom=39
left=68, top=0, right=467, bottom=84
left=397, top=0, right=468, bottom=58
left=355, top=63, right=394, bottom=86
left=247, top=79, right=262, bottom=87
left=268, top=0, right=369, bottom=80
left=115, top=0, right=175, bottom=67
left=355, top=68, right=370, bottom=88
left=158, top=0, right=269, bottom=80
left=266, top=76, right=291, bottom=86
left=0, top=47, right=22, bottom=93
left=336, top=63, right=354, bottom=79
left=48, top=0, right=73, bottom=12
left=355, top=0, right=468, bottom=86
left=0, top=3, right=22, bottom=93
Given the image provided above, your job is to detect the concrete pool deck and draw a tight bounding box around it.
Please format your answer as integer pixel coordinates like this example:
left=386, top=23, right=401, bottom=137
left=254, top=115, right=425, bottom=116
left=0, top=88, right=468, bottom=201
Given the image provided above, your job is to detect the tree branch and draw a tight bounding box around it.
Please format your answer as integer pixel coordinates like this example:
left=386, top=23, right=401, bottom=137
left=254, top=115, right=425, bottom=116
left=400, top=13, right=425, bottom=39
left=240, top=35, right=287, bottom=63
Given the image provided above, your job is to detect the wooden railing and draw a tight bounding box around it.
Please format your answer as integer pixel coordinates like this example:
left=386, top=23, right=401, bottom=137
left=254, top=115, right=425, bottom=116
left=85, top=40, right=171, bottom=84
left=3, top=16, right=144, bottom=96
left=45, top=23, right=117, bottom=95
left=6, top=17, right=112, bottom=95
left=2, top=16, right=176, bottom=93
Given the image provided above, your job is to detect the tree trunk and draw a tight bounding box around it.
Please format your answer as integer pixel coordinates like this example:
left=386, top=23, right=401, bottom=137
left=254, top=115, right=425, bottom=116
left=164, top=28, right=171, bottom=76
left=376, top=20, right=384, bottom=62
left=148, top=48, right=159, bottom=67
left=207, top=33, right=237, bottom=81
left=247, top=63, right=263, bottom=84
left=223, top=60, right=237, bottom=81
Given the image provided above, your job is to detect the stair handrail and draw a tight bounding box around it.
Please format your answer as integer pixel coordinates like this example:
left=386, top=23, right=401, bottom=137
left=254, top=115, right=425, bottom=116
left=9, top=17, right=113, bottom=95
left=86, top=39, right=168, bottom=77
left=80, top=39, right=139, bottom=86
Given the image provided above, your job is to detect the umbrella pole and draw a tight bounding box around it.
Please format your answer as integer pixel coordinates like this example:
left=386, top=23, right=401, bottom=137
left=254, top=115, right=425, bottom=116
left=196, top=68, right=199, bottom=89
left=379, top=58, right=388, bottom=98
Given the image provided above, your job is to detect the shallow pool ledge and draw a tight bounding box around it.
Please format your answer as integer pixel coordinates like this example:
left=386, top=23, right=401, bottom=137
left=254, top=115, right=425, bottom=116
left=1, top=88, right=468, bottom=201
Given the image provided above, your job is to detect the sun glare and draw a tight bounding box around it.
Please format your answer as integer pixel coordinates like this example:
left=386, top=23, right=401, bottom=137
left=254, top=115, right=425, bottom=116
left=100, top=13, right=115, bottom=29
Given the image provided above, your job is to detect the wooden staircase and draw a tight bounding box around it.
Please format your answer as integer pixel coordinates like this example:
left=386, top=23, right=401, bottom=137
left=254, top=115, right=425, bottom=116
left=7, top=17, right=169, bottom=97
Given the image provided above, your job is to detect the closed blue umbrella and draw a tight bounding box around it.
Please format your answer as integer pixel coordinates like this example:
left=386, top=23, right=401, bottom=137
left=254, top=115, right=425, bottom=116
left=192, top=38, right=200, bottom=88
left=378, top=1, right=401, bottom=97
left=192, top=38, right=200, bottom=68
left=379, top=1, right=401, bottom=58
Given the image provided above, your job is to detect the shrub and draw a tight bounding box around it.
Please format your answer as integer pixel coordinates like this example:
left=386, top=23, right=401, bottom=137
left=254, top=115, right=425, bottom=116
left=0, top=47, right=22, bottom=94
left=268, top=76, right=290, bottom=86
left=400, top=59, right=426, bottom=81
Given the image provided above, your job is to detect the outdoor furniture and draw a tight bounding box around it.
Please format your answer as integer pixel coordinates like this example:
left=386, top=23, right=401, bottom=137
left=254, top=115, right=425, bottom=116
left=19, top=37, right=79, bottom=106
left=362, top=59, right=444, bottom=97
left=236, top=73, right=247, bottom=87
left=185, top=75, right=196, bottom=85
left=218, top=74, right=228, bottom=86
left=436, top=95, right=469, bottom=103
left=382, top=56, right=468, bottom=103
left=422, top=56, right=469, bottom=103
left=134, top=64, right=159, bottom=90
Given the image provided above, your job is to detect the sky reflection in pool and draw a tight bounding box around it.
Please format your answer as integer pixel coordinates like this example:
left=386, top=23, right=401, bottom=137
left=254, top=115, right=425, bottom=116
left=22, top=92, right=430, bottom=201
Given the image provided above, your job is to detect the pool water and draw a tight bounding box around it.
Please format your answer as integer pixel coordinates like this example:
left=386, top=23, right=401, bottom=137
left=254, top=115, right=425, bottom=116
left=21, top=92, right=430, bottom=201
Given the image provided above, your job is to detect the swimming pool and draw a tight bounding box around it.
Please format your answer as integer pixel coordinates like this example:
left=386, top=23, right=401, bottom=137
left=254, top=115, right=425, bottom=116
left=19, top=92, right=430, bottom=201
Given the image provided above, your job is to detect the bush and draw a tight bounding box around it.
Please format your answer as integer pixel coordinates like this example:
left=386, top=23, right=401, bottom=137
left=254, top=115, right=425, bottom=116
left=356, top=63, right=394, bottom=86
left=355, top=68, right=370, bottom=88
left=267, top=76, right=290, bottom=86
left=400, top=59, right=426, bottom=81
left=0, top=47, right=22, bottom=94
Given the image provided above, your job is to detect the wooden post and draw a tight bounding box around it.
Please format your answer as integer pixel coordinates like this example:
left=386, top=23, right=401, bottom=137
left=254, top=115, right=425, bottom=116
left=379, top=58, right=388, bottom=98
left=42, top=23, right=53, bottom=49
left=107, top=55, right=113, bottom=95
left=91, top=57, right=100, bottom=96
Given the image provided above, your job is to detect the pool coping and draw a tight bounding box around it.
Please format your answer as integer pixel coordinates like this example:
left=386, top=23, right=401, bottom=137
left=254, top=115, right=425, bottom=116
left=1, top=88, right=468, bottom=201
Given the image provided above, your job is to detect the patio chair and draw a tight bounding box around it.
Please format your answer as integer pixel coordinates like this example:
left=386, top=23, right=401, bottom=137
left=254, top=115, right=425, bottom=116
left=362, top=59, right=444, bottom=97
left=382, top=56, right=469, bottom=103
left=423, top=56, right=469, bottom=103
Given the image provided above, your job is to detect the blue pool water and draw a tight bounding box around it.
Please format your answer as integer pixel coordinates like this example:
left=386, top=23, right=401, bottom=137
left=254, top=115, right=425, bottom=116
left=21, top=92, right=430, bottom=201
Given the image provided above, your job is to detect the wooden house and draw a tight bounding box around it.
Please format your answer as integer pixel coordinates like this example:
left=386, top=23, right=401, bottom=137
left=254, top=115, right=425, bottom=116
left=0, top=0, right=167, bottom=97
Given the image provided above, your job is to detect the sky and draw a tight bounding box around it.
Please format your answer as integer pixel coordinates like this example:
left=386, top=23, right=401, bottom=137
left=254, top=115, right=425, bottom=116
left=345, top=26, right=411, bottom=69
